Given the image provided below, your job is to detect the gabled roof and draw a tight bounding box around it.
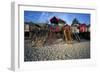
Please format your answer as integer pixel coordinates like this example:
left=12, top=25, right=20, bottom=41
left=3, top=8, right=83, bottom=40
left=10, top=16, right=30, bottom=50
left=50, top=16, right=66, bottom=24
left=50, top=16, right=59, bottom=23
left=80, top=23, right=86, bottom=26
left=58, top=19, right=66, bottom=24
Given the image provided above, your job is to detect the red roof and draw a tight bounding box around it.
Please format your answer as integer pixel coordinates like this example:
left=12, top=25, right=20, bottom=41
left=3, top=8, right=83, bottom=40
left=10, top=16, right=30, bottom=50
left=50, top=16, right=59, bottom=23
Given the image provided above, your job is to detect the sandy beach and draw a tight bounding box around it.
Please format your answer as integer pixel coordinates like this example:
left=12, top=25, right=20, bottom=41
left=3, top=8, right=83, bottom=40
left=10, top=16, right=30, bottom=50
left=24, top=39, right=90, bottom=61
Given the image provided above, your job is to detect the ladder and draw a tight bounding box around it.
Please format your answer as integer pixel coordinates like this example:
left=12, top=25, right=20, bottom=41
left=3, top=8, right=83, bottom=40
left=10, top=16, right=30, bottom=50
left=73, top=33, right=80, bottom=42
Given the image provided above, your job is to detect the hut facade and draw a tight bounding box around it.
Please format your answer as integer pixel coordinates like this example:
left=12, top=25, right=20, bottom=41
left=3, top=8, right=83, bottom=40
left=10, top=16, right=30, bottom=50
left=50, top=16, right=66, bottom=30
left=79, top=23, right=87, bottom=33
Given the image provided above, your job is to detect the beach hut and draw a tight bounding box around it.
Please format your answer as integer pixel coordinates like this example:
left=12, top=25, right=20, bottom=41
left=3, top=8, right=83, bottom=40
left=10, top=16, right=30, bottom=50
left=49, top=16, right=66, bottom=39
left=86, top=24, right=90, bottom=32
left=79, top=23, right=87, bottom=33
left=62, top=24, right=73, bottom=44
left=58, top=19, right=66, bottom=29
left=50, top=16, right=66, bottom=30
left=71, top=18, right=80, bottom=34
left=71, top=24, right=80, bottom=42
left=24, top=22, right=30, bottom=38
left=71, top=22, right=80, bottom=42
left=86, top=24, right=91, bottom=40
left=78, top=23, right=90, bottom=40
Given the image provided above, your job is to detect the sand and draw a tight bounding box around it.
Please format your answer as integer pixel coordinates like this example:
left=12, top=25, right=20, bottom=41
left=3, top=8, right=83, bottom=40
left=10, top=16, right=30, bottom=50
left=24, top=39, right=90, bottom=61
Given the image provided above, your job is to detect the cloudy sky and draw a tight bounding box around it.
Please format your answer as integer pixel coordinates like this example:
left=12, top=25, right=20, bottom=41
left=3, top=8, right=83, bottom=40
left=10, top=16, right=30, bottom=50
left=24, top=11, right=90, bottom=25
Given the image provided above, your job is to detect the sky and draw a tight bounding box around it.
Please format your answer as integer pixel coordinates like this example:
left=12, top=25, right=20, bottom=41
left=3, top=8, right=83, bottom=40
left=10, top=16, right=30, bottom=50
left=24, top=11, right=90, bottom=25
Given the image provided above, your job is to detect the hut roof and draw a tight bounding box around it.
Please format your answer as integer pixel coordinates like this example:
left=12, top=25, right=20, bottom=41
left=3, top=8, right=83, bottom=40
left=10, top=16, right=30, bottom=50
left=58, top=19, right=66, bottom=24
left=50, top=16, right=59, bottom=23
left=50, top=16, right=66, bottom=24
left=80, top=23, right=86, bottom=26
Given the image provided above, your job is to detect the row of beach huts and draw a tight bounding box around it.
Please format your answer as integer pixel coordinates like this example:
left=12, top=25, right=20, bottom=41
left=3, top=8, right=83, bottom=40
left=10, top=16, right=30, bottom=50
left=24, top=16, right=90, bottom=45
